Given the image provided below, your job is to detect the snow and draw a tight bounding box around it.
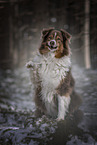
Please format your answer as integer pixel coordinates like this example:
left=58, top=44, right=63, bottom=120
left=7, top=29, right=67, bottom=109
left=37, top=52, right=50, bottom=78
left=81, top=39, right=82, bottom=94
left=0, top=65, right=97, bottom=144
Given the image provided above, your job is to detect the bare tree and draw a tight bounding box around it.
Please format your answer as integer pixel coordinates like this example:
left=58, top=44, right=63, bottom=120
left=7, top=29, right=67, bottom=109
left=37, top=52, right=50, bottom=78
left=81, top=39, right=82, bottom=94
left=84, top=0, right=91, bottom=69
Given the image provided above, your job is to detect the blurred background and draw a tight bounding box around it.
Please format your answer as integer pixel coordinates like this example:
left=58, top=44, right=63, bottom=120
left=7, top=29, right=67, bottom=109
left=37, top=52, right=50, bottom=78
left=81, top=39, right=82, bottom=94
left=0, top=0, right=97, bottom=144
left=0, top=0, right=97, bottom=69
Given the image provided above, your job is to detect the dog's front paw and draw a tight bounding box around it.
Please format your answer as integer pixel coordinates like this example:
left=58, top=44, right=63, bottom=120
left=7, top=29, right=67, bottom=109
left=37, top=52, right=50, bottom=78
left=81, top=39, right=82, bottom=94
left=56, top=117, right=64, bottom=121
left=26, top=61, right=34, bottom=69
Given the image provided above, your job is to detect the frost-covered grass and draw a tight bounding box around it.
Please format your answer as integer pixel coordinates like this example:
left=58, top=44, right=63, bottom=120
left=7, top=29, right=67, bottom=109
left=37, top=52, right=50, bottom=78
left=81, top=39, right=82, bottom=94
left=0, top=65, right=97, bottom=144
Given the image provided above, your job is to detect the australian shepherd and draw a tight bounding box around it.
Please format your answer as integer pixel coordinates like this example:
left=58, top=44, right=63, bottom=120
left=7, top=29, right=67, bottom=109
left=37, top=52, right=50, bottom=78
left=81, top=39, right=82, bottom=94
left=26, top=28, right=81, bottom=121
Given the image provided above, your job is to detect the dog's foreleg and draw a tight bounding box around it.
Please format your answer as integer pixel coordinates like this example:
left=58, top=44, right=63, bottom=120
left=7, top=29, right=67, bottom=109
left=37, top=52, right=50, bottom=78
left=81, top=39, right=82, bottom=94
left=57, top=96, right=71, bottom=121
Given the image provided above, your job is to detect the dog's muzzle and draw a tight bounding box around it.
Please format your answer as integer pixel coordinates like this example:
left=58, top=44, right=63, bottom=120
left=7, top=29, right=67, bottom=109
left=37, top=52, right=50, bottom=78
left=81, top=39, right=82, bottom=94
left=47, top=40, right=58, bottom=52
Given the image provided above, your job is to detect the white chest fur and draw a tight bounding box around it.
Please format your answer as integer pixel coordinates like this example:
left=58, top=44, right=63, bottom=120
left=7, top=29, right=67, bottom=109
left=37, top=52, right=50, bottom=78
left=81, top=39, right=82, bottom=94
left=38, top=53, right=71, bottom=103
left=27, top=52, right=71, bottom=119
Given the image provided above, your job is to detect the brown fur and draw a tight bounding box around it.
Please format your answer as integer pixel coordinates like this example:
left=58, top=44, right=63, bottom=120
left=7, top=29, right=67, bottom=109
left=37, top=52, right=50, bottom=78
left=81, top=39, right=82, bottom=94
left=35, top=85, right=47, bottom=113
left=39, top=28, right=71, bottom=58
left=29, top=28, right=82, bottom=118
left=69, top=91, right=82, bottom=113
left=56, top=70, right=75, bottom=96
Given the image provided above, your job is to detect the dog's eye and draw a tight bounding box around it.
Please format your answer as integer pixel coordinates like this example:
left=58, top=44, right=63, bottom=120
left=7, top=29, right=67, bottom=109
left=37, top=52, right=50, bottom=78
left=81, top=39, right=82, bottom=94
left=48, top=37, right=52, bottom=39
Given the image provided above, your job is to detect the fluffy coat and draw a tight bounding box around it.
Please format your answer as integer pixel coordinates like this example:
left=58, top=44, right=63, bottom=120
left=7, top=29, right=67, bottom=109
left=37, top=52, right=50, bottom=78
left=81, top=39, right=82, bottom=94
left=26, top=28, right=81, bottom=120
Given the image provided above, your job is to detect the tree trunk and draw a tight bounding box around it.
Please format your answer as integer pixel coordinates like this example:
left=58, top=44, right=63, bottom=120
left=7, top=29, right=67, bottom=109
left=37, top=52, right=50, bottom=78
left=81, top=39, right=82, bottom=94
left=84, top=0, right=91, bottom=69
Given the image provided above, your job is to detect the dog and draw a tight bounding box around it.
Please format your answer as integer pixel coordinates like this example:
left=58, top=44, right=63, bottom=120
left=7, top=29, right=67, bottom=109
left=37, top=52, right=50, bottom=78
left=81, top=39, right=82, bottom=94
left=26, top=28, right=82, bottom=120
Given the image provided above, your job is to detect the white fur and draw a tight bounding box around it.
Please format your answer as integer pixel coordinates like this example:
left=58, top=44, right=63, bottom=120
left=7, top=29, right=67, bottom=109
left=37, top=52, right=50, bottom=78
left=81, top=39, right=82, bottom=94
left=27, top=52, right=71, bottom=120
left=54, top=32, right=57, bottom=39
left=58, top=96, right=71, bottom=120
left=39, top=53, right=71, bottom=102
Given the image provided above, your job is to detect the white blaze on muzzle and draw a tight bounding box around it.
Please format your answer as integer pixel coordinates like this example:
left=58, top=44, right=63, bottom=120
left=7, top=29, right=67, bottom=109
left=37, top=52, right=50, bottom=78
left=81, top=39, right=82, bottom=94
left=47, top=32, right=58, bottom=52
left=48, top=39, right=58, bottom=52
left=48, top=39, right=56, bottom=47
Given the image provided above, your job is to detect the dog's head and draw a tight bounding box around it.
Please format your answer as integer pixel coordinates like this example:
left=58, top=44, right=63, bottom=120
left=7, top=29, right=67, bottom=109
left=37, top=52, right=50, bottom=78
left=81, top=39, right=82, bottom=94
left=39, top=28, right=71, bottom=58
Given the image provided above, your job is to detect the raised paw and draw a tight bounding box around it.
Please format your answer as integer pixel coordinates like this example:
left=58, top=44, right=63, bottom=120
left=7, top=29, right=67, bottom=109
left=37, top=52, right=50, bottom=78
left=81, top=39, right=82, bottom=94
left=26, top=61, right=34, bottom=69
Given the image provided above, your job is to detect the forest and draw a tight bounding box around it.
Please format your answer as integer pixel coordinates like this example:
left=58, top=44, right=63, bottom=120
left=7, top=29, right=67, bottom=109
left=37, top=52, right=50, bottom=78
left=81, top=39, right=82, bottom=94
left=0, top=0, right=97, bottom=69
left=0, top=0, right=97, bottom=145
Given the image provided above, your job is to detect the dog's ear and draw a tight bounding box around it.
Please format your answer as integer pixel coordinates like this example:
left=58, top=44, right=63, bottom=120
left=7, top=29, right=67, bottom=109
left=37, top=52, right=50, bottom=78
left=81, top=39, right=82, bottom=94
left=61, top=29, right=71, bottom=43
left=60, top=29, right=71, bottom=56
left=42, top=28, right=54, bottom=41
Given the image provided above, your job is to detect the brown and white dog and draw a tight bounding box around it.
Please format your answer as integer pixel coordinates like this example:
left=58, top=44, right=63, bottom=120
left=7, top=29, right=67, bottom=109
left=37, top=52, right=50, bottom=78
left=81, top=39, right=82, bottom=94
left=26, top=28, right=81, bottom=120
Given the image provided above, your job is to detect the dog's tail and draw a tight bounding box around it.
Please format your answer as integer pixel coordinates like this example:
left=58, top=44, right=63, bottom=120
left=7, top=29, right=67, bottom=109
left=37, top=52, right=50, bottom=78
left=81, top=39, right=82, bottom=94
left=69, top=91, right=82, bottom=113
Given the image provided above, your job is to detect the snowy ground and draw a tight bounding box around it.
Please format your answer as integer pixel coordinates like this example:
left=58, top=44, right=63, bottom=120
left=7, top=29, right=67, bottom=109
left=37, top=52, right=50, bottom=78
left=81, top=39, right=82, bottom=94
left=0, top=65, right=97, bottom=145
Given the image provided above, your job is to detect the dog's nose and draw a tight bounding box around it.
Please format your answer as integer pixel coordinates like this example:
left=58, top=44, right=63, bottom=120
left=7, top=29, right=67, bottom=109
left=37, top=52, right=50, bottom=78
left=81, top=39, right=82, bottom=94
left=47, top=40, right=57, bottom=51
left=50, top=40, right=55, bottom=46
left=49, top=40, right=56, bottom=47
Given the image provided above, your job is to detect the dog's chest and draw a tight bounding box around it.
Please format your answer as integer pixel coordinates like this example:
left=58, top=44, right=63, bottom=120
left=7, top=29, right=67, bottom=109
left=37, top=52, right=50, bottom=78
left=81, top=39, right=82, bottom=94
left=39, top=55, right=71, bottom=90
left=40, top=63, right=61, bottom=89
